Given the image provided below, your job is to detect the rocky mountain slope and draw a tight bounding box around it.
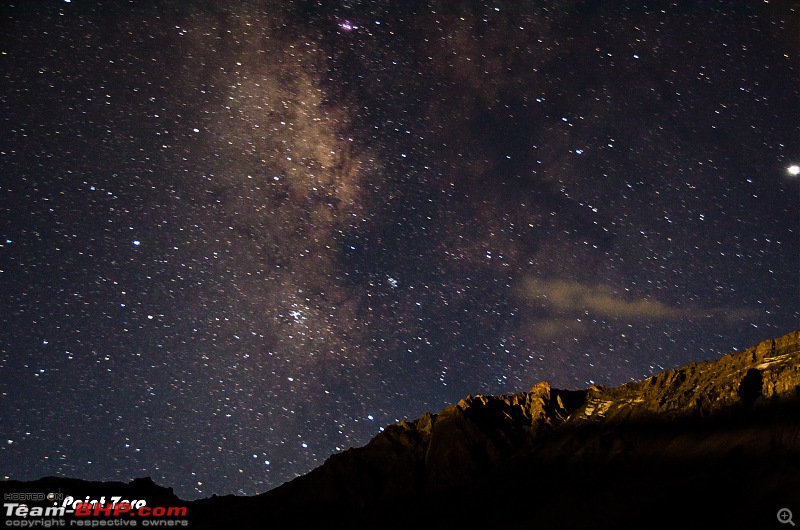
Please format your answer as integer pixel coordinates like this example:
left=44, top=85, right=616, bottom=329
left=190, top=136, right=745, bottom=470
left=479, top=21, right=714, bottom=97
left=4, top=330, right=799, bottom=529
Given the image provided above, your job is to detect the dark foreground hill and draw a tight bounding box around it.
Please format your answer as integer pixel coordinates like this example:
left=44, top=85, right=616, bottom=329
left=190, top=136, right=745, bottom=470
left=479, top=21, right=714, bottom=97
left=4, top=330, right=799, bottom=529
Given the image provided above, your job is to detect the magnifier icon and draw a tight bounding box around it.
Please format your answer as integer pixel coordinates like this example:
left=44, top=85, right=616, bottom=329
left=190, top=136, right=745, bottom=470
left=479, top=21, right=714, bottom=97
left=779, top=508, right=795, bottom=526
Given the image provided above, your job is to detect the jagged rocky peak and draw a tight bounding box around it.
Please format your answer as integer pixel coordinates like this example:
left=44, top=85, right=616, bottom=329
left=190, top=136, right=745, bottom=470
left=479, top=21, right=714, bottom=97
left=239, top=330, right=800, bottom=530
left=566, top=329, right=800, bottom=423
left=310, top=330, right=800, bottom=498
left=370, top=330, right=799, bottom=454
left=454, top=381, right=586, bottom=433
left=363, top=380, right=591, bottom=485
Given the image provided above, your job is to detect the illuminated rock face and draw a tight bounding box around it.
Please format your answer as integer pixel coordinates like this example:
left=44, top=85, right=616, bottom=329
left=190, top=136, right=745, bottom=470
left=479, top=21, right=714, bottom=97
left=4, top=330, right=799, bottom=529
left=242, top=330, right=800, bottom=529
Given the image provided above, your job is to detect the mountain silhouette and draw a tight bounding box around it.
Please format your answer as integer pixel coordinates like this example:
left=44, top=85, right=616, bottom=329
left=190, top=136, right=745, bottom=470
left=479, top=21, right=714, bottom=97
left=3, top=330, right=799, bottom=529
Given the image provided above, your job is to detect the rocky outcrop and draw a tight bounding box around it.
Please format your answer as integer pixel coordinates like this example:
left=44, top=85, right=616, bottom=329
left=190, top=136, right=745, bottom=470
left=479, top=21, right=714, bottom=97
left=582, top=329, right=800, bottom=420
left=252, top=381, right=588, bottom=515
left=241, top=330, right=800, bottom=529
left=3, top=330, right=799, bottom=529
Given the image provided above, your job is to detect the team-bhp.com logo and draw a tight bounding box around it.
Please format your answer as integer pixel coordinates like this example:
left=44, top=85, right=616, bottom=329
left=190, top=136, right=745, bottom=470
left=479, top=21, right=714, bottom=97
left=4, top=493, right=188, bottom=527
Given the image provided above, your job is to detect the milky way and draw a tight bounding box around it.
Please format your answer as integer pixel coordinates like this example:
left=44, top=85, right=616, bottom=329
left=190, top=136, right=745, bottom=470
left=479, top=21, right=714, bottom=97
left=1, top=1, right=797, bottom=498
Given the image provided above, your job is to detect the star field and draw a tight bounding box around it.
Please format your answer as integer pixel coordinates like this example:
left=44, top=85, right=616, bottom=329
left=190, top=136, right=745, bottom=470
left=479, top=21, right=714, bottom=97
left=1, top=1, right=798, bottom=499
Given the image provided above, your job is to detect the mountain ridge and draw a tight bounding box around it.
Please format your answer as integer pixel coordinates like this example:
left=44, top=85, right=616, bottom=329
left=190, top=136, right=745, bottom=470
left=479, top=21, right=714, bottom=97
left=3, top=330, right=799, bottom=529
left=243, top=330, right=799, bottom=524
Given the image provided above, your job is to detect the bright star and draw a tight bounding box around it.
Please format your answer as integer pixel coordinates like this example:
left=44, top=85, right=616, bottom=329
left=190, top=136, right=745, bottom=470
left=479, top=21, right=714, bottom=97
left=337, top=19, right=357, bottom=32
left=787, top=165, right=800, bottom=177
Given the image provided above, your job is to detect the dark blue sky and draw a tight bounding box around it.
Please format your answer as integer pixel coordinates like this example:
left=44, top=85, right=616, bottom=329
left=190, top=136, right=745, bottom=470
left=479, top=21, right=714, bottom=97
left=1, top=0, right=797, bottom=499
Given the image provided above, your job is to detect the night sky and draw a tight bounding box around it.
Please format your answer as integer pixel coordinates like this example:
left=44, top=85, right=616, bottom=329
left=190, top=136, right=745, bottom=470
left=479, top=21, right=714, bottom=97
left=1, top=0, right=798, bottom=499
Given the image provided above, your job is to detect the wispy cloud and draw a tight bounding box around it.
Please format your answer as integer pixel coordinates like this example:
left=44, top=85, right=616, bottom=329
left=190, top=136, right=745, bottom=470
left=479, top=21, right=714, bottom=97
left=518, top=278, right=755, bottom=323
left=520, top=279, right=681, bottom=319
